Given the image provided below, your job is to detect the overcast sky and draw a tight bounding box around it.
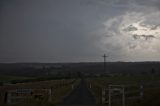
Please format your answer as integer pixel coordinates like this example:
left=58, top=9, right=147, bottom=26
left=1, top=0, right=160, bottom=63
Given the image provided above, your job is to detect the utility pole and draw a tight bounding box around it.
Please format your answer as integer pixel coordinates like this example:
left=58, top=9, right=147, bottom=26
left=102, top=54, right=107, bottom=73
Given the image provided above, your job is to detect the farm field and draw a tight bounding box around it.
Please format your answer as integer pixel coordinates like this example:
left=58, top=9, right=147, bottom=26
left=87, top=75, right=160, bottom=106
left=0, top=75, right=33, bottom=83
left=0, top=78, right=80, bottom=106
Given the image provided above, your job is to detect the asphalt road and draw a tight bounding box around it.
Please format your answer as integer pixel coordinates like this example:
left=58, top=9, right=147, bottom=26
left=60, top=79, right=96, bottom=106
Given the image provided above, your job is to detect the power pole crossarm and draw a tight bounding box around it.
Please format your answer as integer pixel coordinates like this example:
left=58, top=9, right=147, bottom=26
left=102, top=54, right=107, bottom=62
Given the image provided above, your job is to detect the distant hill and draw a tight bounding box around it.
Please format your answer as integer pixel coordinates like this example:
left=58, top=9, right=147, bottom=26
left=0, top=62, right=159, bottom=77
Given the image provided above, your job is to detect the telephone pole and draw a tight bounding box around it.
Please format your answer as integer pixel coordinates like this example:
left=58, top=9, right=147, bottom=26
left=102, top=54, right=107, bottom=73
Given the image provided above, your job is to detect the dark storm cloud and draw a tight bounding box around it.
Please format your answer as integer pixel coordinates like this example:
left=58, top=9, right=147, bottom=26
left=133, top=0, right=160, bottom=8
left=1, top=0, right=160, bottom=62
left=123, top=25, right=138, bottom=32
left=132, top=34, right=155, bottom=40
left=0, top=0, right=109, bottom=62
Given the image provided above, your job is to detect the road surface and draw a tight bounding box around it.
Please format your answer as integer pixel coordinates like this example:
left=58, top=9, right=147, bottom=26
left=60, top=79, right=96, bottom=106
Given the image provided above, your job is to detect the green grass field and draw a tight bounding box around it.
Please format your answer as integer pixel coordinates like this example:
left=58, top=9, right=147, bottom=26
left=2, top=75, right=160, bottom=106
left=0, top=75, right=32, bottom=82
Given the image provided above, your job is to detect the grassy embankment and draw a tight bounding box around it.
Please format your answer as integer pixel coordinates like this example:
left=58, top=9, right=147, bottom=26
left=0, top=78, right=80, bottom=106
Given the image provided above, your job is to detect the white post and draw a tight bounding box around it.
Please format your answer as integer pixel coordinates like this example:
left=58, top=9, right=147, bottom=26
left=72, top=85, right=74, bottom=90
left=7, top=91, right=11, bottom=105
left=48, top=88, right=52, bottom=102
left=102, top=88, right=105, bottom=104
left=140, top=85, right=144, bottom=98
left=122, top=87, right=125, bottom=106
left=89, top=83, right=92, bottom=89
left=109, top=86, right=111, bottom=106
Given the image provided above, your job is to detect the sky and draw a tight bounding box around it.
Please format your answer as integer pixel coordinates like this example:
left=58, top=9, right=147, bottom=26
left=0, top=0, right=160, bottom=63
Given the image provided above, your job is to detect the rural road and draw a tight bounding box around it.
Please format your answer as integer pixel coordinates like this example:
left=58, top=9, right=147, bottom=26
left=60, top=79, right=96, bottom=106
